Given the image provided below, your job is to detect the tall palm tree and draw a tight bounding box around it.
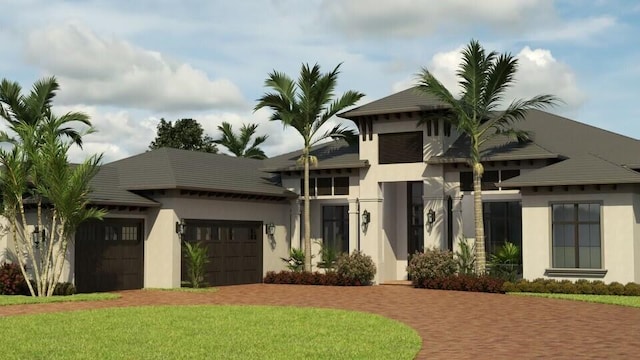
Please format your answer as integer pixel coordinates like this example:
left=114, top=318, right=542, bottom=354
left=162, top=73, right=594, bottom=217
left=0, top=77, right=91, bottom=147
left=255, top=63, right=364, bottom=271
left=417, top=40, right=558, bottom=273
left=214, top=122, right=268, bottom=159
left=0, top=76, right=104, bottom=296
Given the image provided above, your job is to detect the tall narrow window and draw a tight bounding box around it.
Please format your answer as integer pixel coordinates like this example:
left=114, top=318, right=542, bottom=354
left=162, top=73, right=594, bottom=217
left=407, top=182, right=424, bottom=255
left=552, top=203, right=601, bottom=269
left=322, top=206, right=349, bottom=254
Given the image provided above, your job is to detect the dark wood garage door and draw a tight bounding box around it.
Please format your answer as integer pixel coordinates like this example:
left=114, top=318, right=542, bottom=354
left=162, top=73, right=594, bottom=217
left=75, top=219, right=144, bottom=293
left=181, top=220, right=263, bottom=286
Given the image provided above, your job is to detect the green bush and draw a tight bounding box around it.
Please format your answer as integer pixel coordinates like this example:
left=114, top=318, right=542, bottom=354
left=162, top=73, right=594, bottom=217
left=455, top=239, right=475, bottom=275
left=182, top=241, right=209, bottom=288
left=624, top=282, right=640, bottom=296
left=53, top=282, right=76, bottom=296
left=281, top=248, right=306, bottom=272
left=336, top=251, right=376, bottom=285
left=488, top=242, right=521, bottom=282
left=608, top=282, right=625, bottom=296
left=407, top=248, right=457, bottom=286
left=505, top=278, right=640, bottom=296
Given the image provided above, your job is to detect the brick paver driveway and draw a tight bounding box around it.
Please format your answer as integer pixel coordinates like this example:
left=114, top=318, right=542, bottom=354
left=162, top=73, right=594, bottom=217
left=2, top=284, right=639, bottom=359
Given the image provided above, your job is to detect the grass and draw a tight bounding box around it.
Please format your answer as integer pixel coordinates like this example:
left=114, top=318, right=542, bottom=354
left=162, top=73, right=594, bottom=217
left=0, top=305, right=421, bottom=359
left=511, top=292, right=640, bottom=308
left=0, top=293, right=119, bottom=306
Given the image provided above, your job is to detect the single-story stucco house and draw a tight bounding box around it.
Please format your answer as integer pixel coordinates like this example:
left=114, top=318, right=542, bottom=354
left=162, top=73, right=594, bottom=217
left=2, top=87, right=640, bottom=292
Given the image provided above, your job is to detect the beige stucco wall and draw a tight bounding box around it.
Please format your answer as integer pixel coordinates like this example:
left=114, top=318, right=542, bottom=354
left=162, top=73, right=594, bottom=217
left=144, top=194, right=291, bottom=288
left=521, top=187, right=637, bottom=283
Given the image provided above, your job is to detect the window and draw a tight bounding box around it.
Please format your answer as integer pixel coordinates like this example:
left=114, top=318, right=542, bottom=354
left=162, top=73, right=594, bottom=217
left=322, top=206, right=349, bottom=254
left=552, top=203, right=601, bottom=269
left=460, top=169, right=520, bottom=191
left=300, top=177, right=349, bottom=196
left=121, top=226, right=138, bottom=241
left=379, top=132, right=423, bottom=164
left=483, top=202, right=522, bottom=259
left=407, top=182, right=424, bottom=255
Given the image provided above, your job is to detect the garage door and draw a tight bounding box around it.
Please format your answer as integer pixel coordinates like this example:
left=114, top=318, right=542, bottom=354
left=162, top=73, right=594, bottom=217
left=181, top=220, right=263, bottom=286
left=75, top=219, right=144, bottom=293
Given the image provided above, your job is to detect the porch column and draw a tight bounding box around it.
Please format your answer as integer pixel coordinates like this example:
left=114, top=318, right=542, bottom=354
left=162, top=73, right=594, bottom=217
left=348, top=198, right=359, bottom=253
left=423, top=195, right=445, bottom=249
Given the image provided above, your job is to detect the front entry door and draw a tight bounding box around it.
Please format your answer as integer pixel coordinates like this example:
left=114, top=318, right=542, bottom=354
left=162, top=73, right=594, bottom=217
left=407, top=182, right=424, bottom=256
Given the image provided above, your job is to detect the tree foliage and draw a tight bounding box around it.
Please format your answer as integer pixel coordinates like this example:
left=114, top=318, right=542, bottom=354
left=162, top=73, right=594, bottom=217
left=255, top=63, right=364, bottom=271
left=214, top=122, right=268, bottom=159
left=0, top=76, right=105, bottom=297
left=416, top=39, right=558, bottom=273
left=149, top=118, right=217, bottom=153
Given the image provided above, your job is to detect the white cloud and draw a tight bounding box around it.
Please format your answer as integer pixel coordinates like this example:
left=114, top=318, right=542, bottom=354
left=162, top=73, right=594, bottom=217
left=25, top=23, right=247, bottom=112
left=421, top=45, right=585, bottom=109
left=529, top=16, right=616, bottom=42
left=321, top=0, right=555, bottom=38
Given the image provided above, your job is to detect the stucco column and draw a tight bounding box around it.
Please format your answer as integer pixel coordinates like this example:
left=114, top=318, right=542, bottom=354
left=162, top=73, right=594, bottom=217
left=423, top=195, right=445, bottom=249
left=348, top=198, right=359, bottom=253
left=359, top=197, right=383, bottom=283
left=290, top=199, right=302, bottom=250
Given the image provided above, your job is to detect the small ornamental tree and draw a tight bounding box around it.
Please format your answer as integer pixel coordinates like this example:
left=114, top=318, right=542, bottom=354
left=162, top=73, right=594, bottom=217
left=0, top=77, right=105, bottom=297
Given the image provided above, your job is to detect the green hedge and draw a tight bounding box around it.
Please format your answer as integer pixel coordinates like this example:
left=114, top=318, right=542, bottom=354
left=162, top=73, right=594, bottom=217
left=503, top=278, right=640, bottom=296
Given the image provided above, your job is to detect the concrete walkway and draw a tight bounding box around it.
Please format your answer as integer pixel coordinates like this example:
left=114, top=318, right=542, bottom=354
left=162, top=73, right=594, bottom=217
left=2, top=284, right=639, bottom=359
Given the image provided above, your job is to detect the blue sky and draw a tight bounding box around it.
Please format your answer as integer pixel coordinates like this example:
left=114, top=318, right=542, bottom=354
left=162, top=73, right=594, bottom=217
left=1, top=0, right=638, bottom=162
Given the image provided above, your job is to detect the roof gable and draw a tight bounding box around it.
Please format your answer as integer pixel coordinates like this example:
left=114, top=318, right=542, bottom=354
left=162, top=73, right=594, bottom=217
left=339, top=87, right=449, bottom=119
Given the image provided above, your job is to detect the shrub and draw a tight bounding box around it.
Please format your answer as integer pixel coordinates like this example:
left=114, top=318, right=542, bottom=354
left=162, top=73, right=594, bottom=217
left=0, top=263, right=28, bottom=295
left=281, top=248, right=306, bottom=272
left=182, top=241, right=209, bottom=288
left=608, top=282, right=625, bottom=296
left=488, top=242, right=521, bottom=282
left=624, top=282, right=640, bottom=296
left=53, top=282, right=76, bottom=296
left=591, top=281, right=609, bottom=295
left=336, top=251, right=376, bottom=285
left=263, top=270, right=370, bottom=286
left=407, top=248, right=457, bottom=286
left=418, top=274, right=504, bottom=293
left=455, top=238, right=475, bottom=275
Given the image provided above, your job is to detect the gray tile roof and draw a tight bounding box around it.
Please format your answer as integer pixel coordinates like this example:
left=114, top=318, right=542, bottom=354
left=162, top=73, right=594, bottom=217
left=339, top=87, right=449, bottom=118
left=499, top=154, right=640, bottom=187
left=430, top=110, right=640, bottom=167
left=89, top=166, right=159, bottom=207
left=262, top=139, right=368, bottom=172
left=106, top=148, right=297, bottom=198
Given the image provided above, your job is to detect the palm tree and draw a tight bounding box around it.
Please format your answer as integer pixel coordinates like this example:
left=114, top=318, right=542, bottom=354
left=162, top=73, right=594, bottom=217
left=214, top=122, right=268, bottom=159
left=255, top=63, right=364, bottom=271
left=0, top=76, right=104, bottom=296
left=416, top=40, right=558, bottom=273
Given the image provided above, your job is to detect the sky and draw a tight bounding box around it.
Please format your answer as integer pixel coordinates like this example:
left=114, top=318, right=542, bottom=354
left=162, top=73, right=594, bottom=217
left=1, top=0, right=639, bottom=163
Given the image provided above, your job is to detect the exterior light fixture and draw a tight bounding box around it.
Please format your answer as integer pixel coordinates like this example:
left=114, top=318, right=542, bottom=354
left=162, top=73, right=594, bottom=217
left=361, top=210, right=371, bottom=233
left=265, top=222, right=276, bottom=236
left=32, top=225, right=46, bottom=248
left=427, top=209, right=436, bottom=225
left=175, top=219, right=186, bottom=238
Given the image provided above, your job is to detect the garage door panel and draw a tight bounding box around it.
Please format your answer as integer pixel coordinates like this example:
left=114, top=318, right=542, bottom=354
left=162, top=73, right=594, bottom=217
left=181, top=220, right=262, bottom=286
left=75, top=219, right=144, bottom=293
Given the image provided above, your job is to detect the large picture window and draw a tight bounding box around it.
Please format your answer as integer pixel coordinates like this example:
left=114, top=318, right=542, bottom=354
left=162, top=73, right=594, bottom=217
left=552, top=203, right=601, bottom=269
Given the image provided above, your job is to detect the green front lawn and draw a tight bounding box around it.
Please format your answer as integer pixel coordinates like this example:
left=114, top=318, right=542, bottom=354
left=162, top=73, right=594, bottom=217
left=511, top=293, right=640, bottom=308
left=0, top=305, right=421, bottom=359
left=0, top=293, right=119, bottom=306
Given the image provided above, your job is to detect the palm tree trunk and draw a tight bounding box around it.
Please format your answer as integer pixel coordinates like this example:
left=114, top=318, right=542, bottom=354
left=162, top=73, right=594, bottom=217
left=303, top=151, right=312, bottom=272
left=473, top=165, right=486, bottom=274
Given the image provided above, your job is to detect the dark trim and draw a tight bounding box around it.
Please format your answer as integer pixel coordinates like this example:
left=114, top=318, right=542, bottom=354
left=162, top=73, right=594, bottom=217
left=367, top=117, right=373, bottom=141
left=544, top=268, right=608, bottom=278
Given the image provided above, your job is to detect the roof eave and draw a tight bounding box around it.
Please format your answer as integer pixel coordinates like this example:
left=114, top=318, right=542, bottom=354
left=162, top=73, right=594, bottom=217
left=261, top=160, right=370, bottom=173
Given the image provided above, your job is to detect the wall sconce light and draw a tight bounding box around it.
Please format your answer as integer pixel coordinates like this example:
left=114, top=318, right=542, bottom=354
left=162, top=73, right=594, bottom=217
left=361, top=209, right=371, bottom=233
left=175, top=219, right=186, bottom=238
left=427, top=209, right=436, bottom=225
left=265, top=222, right=276, bottom=236
left=32, top=225, right=46, bottom=249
